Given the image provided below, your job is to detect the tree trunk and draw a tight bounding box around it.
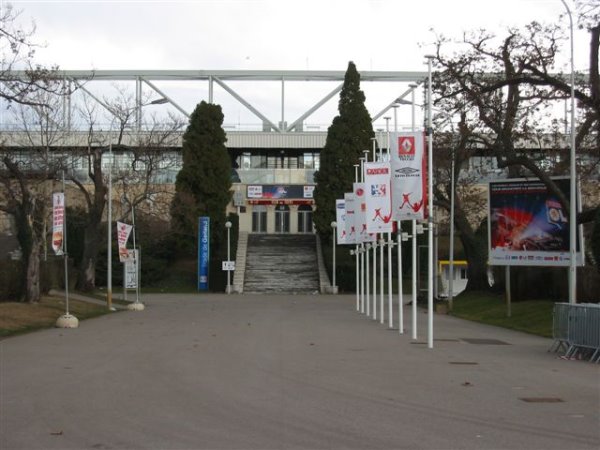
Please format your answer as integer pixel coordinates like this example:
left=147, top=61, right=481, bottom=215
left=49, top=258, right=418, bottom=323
left=76, top=221, right=102, bottom=292
left=460, top=231, right=490, bottom=291
left=453, top=210, right=490, bottom=291
left=14, top=206, right=42, bottom=303
left=25, top=239, right=41, bottom=303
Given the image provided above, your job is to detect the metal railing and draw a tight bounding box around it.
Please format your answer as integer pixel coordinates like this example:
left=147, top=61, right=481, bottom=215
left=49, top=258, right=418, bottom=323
left=550, top=302, right=600, bottom=362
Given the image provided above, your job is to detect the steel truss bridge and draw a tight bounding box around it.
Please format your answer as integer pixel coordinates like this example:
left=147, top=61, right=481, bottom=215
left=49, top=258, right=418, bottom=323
left=3, top=69, right=429, bottom=133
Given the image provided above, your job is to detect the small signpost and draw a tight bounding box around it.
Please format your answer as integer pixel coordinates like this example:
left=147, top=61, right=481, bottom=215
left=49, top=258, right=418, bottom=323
left=222, top=261, right=235, bottom=272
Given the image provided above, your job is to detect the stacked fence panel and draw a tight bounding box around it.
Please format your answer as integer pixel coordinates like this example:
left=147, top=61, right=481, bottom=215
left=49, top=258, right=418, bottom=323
left=551, top=303, right=600, bottom=362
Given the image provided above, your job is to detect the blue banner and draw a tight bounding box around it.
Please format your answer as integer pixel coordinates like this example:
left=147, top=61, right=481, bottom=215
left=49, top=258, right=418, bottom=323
left=198, top=217, right=210, bottom=291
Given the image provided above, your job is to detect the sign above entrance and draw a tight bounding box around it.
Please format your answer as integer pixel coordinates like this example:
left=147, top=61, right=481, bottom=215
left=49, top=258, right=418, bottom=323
left=248, top=199, right=312, bottom=206
left=247, top=184, right=316, bottom=200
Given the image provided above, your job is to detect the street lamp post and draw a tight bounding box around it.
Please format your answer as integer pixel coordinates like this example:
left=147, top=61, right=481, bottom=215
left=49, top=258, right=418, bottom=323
left=107, top=143, right=114, bottom=311
left=449, top=144, right=456, bottom=312
left=331, top=221, right=338, bottom=294
left=426, top=55, right=435, bottom=349
left=560, top=0, right=577, bottom=304
left=225, top=221, right=232, bottom=294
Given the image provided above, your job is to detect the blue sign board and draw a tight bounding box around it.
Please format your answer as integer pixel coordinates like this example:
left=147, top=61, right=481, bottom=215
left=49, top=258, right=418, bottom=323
left=198, top=217, right=210, bottom=291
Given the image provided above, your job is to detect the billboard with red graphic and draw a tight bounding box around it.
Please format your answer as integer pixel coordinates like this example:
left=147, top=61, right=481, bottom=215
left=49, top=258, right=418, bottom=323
left=488, top=177, right=584, bottom=267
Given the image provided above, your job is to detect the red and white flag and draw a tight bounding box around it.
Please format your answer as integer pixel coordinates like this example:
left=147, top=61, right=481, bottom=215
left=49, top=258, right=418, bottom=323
left=52, top=193, right=65, bottom=255
left=391, top=131, right=427, bottom=221
left=344, top=192, right=357, bottom=245
left=335, top=199, right=348, bottom=245
left=116, top=221, right=133, bottom=262
left=353, top=182, right=376, bottom=243
left=364, top=162, right=393, bottom=233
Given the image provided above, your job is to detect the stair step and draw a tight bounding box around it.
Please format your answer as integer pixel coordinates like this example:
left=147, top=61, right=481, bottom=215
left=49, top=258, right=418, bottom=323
left=243, top=234, right=319, bottom=294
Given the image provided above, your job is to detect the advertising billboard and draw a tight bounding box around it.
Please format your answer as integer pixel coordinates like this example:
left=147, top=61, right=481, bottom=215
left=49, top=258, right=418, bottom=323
left=488, top=178, right=583, bottom=267
left=247, top=185, right=315, bottom=200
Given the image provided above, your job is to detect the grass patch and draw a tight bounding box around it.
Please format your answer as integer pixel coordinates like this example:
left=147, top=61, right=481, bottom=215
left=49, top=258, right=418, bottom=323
left=449, top=290, right=554, bottom=338
left=0, top=295, right=112, bottom=338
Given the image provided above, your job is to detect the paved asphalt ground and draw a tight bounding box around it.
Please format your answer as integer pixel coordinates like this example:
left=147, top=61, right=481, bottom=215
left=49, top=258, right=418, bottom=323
left=1, top=293, right=599, bottom=450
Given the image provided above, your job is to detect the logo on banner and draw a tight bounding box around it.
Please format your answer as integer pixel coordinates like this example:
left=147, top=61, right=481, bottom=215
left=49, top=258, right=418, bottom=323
left=366, top=167, right=389, bottom=175
left=370, top=184, right=387, bottom=197
left=372, top=208, right=392, bottom=224
left=398, top=136, right=416, bottom=158
left=395, top=167, right=420, bottom=176
left=303, top=185, right=315, bottom=198
left=398, top=192, right=424, bottom=213
left=247, top=185, right=262, bottom=198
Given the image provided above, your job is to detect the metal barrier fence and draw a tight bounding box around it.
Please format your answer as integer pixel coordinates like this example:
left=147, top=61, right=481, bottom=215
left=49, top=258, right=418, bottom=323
left=551, top=303, right=600, bottom=363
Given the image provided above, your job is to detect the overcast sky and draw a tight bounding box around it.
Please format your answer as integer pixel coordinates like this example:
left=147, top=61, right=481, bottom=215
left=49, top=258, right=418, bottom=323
left=6, top=0, right=588, bottom=128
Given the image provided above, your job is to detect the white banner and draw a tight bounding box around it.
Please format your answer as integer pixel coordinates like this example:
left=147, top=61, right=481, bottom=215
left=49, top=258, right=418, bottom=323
left=390, top=131, right=427, bottom=221
left=353, top=183, right=376, bottom=243
left=344, top=192, right=358, bottom=245
left=124, top=249, right=138, bottom=289
left=335, top=199, right=348, bottom=244
left=364, top=162, right=393, bottom=233
left=52, top=193, right=65, bottom=255
left=117, top=221, right=133, bottom=262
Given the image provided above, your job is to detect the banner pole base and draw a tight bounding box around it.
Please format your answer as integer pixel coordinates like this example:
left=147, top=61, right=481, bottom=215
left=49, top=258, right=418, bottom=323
left=55, top=314, right=79, bottom=328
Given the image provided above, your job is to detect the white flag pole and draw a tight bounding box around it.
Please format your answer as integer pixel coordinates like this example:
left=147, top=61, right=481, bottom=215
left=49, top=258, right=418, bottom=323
left=371, top=138, right=378, bottom=321
left=426, top=55, right=435, bottom=349
left=55, top=171, right=78, bottom=329
left=384, top=116, right=393, bottom=329
left=373, top=237, right=377, bottom=321
left=410, top=83, right=418, bottom=340
left=354, top=164, right=361, bottom=313
left=362, top=150, right=371, bottom=317
left=380, top=233, right=384, bottom=325
left=393, top=105, right=404, bottom=334
left=63, top=172, right=69, bottom=315
left=354, top=248, right=359, bottom=312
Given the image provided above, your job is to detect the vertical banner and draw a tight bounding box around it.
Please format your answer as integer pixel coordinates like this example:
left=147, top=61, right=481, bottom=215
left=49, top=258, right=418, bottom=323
left=116, top=221, right=133, bottom=262
left=198, top=216, right=210, bottom=291
left=353, top=183, right=376, bottom=243
left=335, top=199, right=348, bottom=244
left=390, top=131, right=427, bottom=221
left=364, top=162, right=393, bottom=233
left=344, top=193, right=357, bottom=244
left=52, top=193, right=65, bottom=255
left=124, top=249, right=139, bottom=289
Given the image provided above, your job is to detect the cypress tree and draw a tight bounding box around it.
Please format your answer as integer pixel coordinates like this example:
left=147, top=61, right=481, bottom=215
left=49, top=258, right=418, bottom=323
left=171, top=101, right=232, bottom=258
left=313, top=61, right=375, bottom=238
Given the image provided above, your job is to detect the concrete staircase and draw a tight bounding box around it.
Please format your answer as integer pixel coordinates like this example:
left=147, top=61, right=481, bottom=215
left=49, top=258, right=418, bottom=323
left=243, top=234, right=320, bottom=294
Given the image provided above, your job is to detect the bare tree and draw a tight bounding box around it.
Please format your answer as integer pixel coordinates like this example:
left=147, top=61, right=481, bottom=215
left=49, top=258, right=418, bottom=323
left=71, top=91, right=183, bottom=291
left=430, top=7, right=600, bottom=288
left=0, top=89, right=67, bottom=302
left=0, top=4, right=73, bottom=302
left=0, top=4, right=68, bottom=107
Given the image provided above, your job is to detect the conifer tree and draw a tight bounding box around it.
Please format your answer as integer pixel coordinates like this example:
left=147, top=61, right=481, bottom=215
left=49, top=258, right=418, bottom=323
left=313, top=61, right=375, bottom=238
left=171, top=101, right=232, bottom=256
